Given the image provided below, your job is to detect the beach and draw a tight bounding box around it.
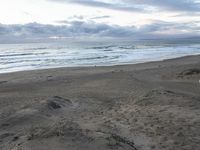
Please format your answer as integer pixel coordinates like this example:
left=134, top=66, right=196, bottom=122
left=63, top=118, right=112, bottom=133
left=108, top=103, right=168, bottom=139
left=0, top=55, right=200, bottom=150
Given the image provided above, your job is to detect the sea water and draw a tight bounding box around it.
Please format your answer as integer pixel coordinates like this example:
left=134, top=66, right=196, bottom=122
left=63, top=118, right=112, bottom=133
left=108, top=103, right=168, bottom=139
left=0, top=39, right=200, bottom=74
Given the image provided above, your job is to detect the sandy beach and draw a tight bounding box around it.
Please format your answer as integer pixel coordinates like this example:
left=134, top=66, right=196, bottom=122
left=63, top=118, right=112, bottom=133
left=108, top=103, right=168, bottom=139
left=0, top=55, right=200, bottom=150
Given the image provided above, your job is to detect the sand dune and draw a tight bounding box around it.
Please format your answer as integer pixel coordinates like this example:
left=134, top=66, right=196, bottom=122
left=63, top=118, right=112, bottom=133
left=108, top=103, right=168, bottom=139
left=0, top=55, right=200, bottom=150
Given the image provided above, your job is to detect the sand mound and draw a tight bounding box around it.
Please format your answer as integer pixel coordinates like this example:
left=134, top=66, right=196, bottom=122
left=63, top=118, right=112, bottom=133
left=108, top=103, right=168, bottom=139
left=178, top=68, right=200, bottom=77
left=47, top=96, right=72, bottom=110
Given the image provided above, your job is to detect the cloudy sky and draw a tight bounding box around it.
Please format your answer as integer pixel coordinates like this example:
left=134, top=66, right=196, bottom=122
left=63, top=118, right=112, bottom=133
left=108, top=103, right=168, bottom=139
left=0, top=0, right=200, bottom=42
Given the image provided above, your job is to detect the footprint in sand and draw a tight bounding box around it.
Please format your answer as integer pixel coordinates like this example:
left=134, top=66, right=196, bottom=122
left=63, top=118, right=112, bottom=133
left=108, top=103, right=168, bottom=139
left=0, top=81, right=7, bottom=84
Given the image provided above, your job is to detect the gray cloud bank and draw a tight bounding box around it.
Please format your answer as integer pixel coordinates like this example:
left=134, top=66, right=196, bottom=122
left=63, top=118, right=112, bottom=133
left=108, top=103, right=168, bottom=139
left=49, top=0, right=145, bottom=12
left=0, top=21, right=200, bottom=43
left=49, top=0, right=200, bottom=13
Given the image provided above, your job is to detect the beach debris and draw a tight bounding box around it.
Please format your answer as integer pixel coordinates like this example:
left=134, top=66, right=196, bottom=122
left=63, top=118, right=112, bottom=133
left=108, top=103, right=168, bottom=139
left=109, top=134, right=137, bottom=150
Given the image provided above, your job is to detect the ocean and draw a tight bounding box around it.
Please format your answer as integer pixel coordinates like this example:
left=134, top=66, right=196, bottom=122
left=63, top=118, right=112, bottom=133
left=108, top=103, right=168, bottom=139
left=0, top=39, right=200, bottom=74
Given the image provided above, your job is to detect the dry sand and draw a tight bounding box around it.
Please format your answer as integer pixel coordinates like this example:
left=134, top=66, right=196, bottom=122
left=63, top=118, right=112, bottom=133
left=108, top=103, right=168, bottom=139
left=0, top=55, right=200, bottom=150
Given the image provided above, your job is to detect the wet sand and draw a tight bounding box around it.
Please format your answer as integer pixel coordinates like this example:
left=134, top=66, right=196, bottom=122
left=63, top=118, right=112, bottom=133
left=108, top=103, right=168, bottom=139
left=0, top=55, right=200, bottom=150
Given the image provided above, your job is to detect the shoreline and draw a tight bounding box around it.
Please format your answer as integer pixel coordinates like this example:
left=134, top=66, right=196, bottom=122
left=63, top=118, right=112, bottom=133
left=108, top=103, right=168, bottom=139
left=1, top=54, right=200, bottom=76
left=0, top=54, right=200, bottom=150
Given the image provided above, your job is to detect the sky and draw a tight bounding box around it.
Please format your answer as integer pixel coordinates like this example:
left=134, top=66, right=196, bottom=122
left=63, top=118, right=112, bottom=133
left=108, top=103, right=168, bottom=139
left=0, top=0, right=200, bottom=42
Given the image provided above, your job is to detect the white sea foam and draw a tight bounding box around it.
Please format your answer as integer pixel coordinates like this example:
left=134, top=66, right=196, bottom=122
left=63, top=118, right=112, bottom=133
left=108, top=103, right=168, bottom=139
left=0, top=40, right=200, bottom=74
